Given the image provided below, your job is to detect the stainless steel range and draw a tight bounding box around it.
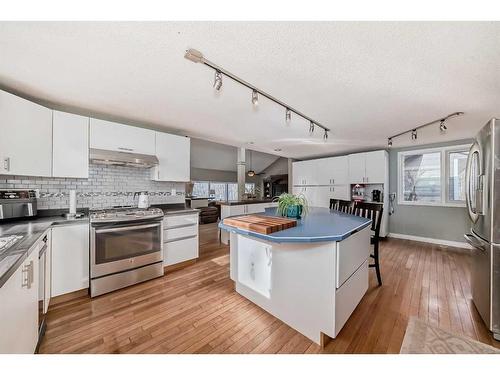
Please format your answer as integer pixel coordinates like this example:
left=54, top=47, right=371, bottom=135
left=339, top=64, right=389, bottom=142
left=90, top=206, right=164, bottom=297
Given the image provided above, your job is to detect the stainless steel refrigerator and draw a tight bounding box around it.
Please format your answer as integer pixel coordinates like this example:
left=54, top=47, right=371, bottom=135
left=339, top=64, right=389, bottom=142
left=464, top=118, right=500, bottom=341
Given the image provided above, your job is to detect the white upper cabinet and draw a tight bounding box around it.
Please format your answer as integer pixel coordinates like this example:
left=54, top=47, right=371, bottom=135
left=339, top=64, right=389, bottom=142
left=364, top=150, right=386, bottom=184
left=348, top=150, right=387, bottom=184
left=292, top=160, right=317, bottom=186
left=152, top=132, right=190, bottom=182
left=52, top=111, right=89, bottom=178
left=316, top=156, right=349, bottom=186
left=348, top=153, right=366, bottom=184
left=0, top=90, right=53, bottom=177
left=90, top=118, right=155, bottom=155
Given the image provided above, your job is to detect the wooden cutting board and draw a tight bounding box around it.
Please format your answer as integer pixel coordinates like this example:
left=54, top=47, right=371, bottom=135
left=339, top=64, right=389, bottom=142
left=223, top=215, right=297, bottom=234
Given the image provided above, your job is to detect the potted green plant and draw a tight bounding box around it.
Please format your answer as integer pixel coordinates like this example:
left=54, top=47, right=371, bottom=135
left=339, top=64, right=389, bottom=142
left=275, top=193, right=308, bottom=219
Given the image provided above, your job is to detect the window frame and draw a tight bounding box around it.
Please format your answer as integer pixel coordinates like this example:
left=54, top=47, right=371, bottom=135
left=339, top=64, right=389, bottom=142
left=397, top=144, right=470, bottom=208
left=191, top=181, right=256, bottom=201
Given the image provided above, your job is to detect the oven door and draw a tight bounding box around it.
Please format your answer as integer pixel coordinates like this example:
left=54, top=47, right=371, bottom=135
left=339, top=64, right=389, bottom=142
left=91, top=221, right=163, bottom=278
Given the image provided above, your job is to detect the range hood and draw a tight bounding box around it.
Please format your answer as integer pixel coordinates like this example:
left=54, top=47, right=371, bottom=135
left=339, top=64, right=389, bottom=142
left=90, top=148, right=159, bottom=168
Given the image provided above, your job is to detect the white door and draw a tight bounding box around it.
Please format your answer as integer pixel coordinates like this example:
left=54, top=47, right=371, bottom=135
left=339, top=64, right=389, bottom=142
left=0, top=247, right=39, bottom=353
left=51, top=224, right=90, bottom=297
left=153, top=132, right=190, bottom=182
left=315, top=158, right=333, bottom=185
left=348, top=153, right=366, bottom=184
left=52, top=111, right=89, bottom=178
left=301, top=186, right=318, bottom=207
left=0, top=90, right=53, bottom=176
left=90, top=118, right=155, bottom=155
left=332, top=185, right=351, bottom=201
left=331, top=156, right=349, bottom=185
left=364, top=150, right=386, bottom=184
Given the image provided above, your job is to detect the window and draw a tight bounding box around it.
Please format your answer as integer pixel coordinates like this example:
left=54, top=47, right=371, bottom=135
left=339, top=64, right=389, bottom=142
left=398, top=145, right=470, bottom=207
left=191, top=181, right=255, bottom=201
left=192, top=181, right=209, bottom=198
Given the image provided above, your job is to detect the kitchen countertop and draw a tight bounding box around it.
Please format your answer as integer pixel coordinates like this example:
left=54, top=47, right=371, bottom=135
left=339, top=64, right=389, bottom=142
left=0, top=215, right=89, bottom=289
left=218, top=206, right=371, bottom=243
left=217, top=199, right=276, bottom=206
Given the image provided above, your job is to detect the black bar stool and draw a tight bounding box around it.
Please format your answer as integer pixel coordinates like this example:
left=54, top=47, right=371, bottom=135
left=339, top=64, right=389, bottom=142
left=329, top=198, right=353, bottom=214
left=353, top=201, right=383, bottom=286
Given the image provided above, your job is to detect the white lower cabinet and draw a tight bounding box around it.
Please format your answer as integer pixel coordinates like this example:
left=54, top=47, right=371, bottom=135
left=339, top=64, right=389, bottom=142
left=51, top=223, right=90, bottom=297
left=0, top=245, right=39, bottom=353
left=294, top=186, right=350, bottom=208
left=163, top=213, right=199, bottom=267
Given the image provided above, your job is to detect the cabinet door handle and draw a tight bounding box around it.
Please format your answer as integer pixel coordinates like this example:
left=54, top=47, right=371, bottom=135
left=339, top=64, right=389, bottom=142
left=365, top=177, right=368, bottom=183
left=118, top=147, right=134, bottom=152
left=22, top=261, right=33, bottom=289
left=3, top=157, right=10, bottom=172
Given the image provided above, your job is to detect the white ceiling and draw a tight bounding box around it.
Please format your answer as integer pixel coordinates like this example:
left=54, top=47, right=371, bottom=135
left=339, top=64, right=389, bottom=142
left=190, top=138, right=279, bottom=173
left=0, top=22, right=499, bottom=159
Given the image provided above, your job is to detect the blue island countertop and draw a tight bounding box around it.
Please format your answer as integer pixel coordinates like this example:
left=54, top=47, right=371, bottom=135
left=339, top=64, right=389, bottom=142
left=218, top=207, right=371, bottom=243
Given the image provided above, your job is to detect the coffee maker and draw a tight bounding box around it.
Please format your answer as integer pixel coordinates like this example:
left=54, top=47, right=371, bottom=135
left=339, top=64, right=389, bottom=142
left=372, top=189, right=382, bottom=202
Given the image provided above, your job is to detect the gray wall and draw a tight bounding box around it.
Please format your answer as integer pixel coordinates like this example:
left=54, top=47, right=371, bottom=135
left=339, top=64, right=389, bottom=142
left=388, top=138, right=472, bottom=243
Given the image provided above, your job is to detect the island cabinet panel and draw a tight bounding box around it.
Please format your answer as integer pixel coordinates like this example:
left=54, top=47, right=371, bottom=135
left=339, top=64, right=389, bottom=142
left=336, top=225, right=371, bottom=288
left=335, top=259, right=369, bottom=336
left=236, top=235, right=272, bottom=298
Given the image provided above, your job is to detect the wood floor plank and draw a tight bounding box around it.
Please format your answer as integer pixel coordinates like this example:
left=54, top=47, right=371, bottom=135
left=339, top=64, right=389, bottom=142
left=39, top=222, right=500, bottom=354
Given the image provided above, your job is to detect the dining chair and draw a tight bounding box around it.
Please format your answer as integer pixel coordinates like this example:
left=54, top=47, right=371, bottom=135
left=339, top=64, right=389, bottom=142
left=329, top=198, right=353, bottom=214
left=353, top=201, right=383, bottom=286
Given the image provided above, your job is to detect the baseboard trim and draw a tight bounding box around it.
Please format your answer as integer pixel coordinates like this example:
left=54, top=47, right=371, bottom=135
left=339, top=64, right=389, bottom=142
left=388, top=233, right=472, bottom=250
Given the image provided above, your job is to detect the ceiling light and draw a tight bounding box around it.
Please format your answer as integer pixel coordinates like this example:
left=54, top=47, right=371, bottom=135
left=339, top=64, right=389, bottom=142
left=251, top=90, right=259, bottom=106
left=184, top=48, right=204, bottom=63
left=213, top=71, right=222, bottom=91
left=439, top=120, right=447, bottom=132
left=323, top=130, right=328, bottom=142
left=247, top=170, right=256, bottom=177
left=285, top=108, right=291, bottom=124
left=274, top=148, right=282, bottom=152
left=411, top=129, right=417, bottom=141
left=309, top=121, right=315, bottom=135
left=388, top=138, right=393, bottom=148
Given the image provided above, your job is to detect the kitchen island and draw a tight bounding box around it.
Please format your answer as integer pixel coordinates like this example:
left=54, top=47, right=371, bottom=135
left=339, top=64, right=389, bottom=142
left=219, top=207, right=372, bottom=346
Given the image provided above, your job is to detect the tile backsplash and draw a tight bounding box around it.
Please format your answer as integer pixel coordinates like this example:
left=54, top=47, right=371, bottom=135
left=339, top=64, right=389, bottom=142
left=0, top=164, right=186, bottom=210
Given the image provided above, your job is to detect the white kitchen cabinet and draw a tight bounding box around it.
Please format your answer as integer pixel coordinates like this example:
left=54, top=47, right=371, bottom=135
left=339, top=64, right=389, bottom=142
left=295, top=185, right=350, bottom=208
left=90, top=118, right=155, bottom=155
left=292, top=160, right=317, bottom=186
left=52, top=111, right=89, bottom=178
left=347, top=153, right=366, bottom=184
left=163, top=213, right=199, bottom=267
left=0, top=89, right=53, bottom=177
left=348, top=150, right=387, bottom=184
left=152, top=132, right=190, bottom=182
left=0, top=245, right=39, bottom=353
left=315, top=156, right=349, bottom=186
left=364, top=150, right=386, bottom=184
left=51, top=223, right=90, bottom=297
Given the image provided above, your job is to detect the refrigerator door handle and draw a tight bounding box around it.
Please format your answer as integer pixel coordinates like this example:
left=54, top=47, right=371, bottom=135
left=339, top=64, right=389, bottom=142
left=465, top=142, right=482, bottom=223
left=464, top=233, right=488, bottom=251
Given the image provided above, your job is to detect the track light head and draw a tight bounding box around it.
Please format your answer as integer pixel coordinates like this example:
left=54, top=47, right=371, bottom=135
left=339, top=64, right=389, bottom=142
left=285, top=108, right=291, bottom=123
left=411, top=129, right=418, bottom=141
left=251, top=90, right=259, bottom=106
left=184, top=48, right=204, bottom=63
left=213, top=71, right=222, bottom=91
left=439, top=120, right=447, bottom=132
left=388, top=138, right=393, bottom=148
left=323, top=130, right=328, bottom=142
left=309, top=121, right=315, bottom=135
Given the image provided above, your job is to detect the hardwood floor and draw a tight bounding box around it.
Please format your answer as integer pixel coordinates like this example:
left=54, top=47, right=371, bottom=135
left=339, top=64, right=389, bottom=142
left=39, top=223, right=500, bottom=354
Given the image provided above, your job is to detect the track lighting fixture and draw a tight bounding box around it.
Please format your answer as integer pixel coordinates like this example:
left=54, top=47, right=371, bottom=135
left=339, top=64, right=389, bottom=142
left=411, top=129, right=417, bottom=141
left=285, top=108, right=291, bottom=123
left=387, top=112, right=463, bottom=146
left=323, top=130, right=328, bottom=141
left=213, top=71, right=222, bottom=91
left=439, top=119, right=447, bottom=132
left=251, top=90, right=259, bottom=106
left=309, top=121, right=315, bottom=134
left=184, top=48, right=331, bottom=137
